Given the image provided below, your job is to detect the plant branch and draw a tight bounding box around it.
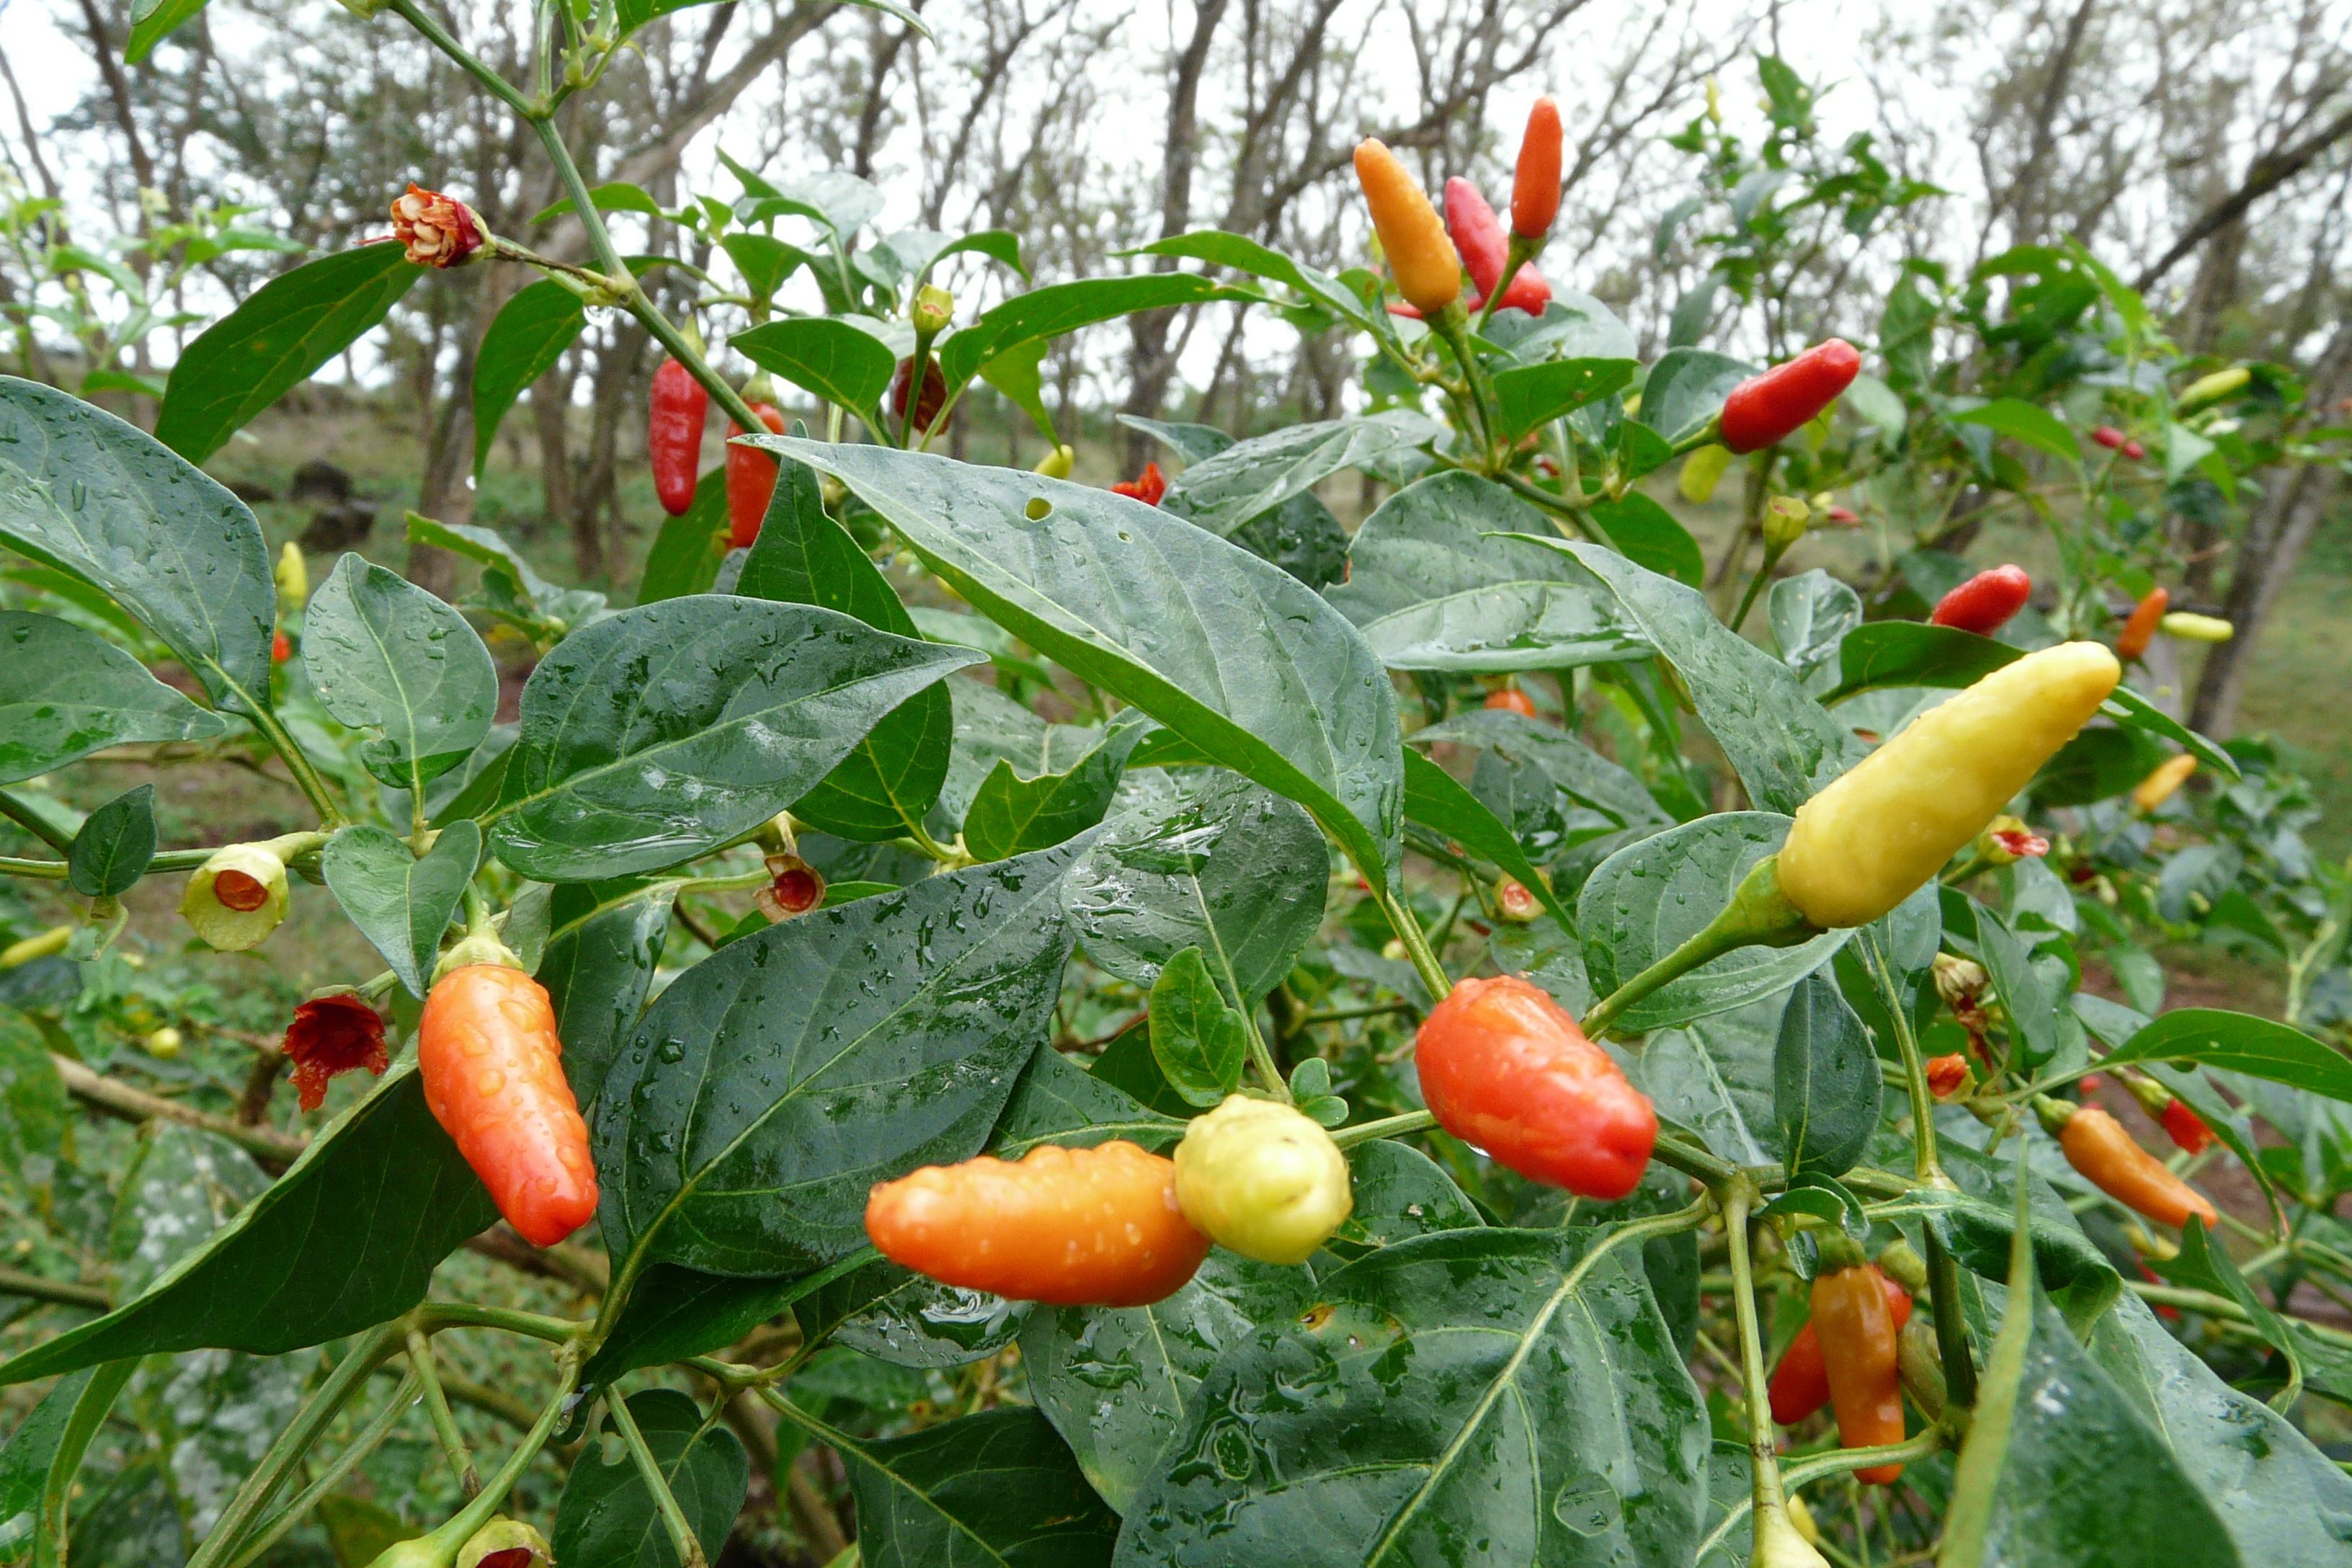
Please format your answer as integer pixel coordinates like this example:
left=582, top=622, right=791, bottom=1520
left=1719, top=1176, right=1805, bottom=1553
left=53, top=1054, right=307, bottom=1164
left=1329, top=1109, right=1437, bottom=1149
left=408, top=1328, right=481, bottom=1496
left=227, top=1371, right=420, bottom=1568
left=0, top=790, right=74, bottom=856
left=607, top=1388, right=711, bottom=1568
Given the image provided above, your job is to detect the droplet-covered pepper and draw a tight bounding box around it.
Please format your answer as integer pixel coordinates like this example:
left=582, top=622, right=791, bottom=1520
left=867, top=1141, right=1208, bottom=1306
left=419, top=956, right=598, bottom=1247
left=1414, top=975, right=1656, bottom=1199
left=726, top=403, right=787, bottom=548
left=647, top=358, right=708, bottom=517
left=1928, top=564, right=2031, bottom=635
left=1770, top=1264, right=1911, bottom=1425
left=1173, top=1096, right=1353, bottom=1264
left=1719, top=340, right=1861, bottom=454
left=1778, top=642, right=2121, bottom=929
left=1353, top=139, right=1462, bottom=317
left=1810, top=1244, right=1907, bottom=1483
left=2040, top=1098, right=2217, bottom=1230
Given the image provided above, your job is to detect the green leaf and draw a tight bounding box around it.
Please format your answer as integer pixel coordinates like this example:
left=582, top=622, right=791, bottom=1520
left=0, top=1007, right=68, bottom=1171
left=977, top=339, right=1058, bottom=442
left=1023, top=1252, right=1312, bottom=1513
left=1489, top=357, right=1638, bottom=442
left=0, top=376, right=274, bottom=716
left=1580, top=813, right=1853, bottom=1033
left=736, top=169, right=888, bottom=236
left=794, top=1255, right=1030, bottom=1371
left=1400, top=749, right=1572, bottom=927
left=730, top=317, right=898, bottom=420
left=1147, top=946, right=1248, bottom=1108
left=1951, top=398, right=2081, bottom=468
left=636, top=467, right=730, bottom=606
left=1871, top=1182, right=2121, bottom=1333
left=321, top=821, right=479, bottom=999
left=0, top=611, right=224, bottom=783
left=738, top=453, right=953, bottom=842
left=1543, top=542, right=1863, bottom=812
left=153, top=246, right=417, bottom=461
left=0, top=1063, right=494, bottom=1385
left=582, top=1257, right=864, bottom=1389
left=1414, top=709, right=1671, bottom=831
left=801, top=1403, right=1119, bottom=1566
left=1638, top=347, right=1755, bottom=442
left=1062, top=770, right=1327, bottom=1007
left=1590, top=494, right=1706, bottom=587
left=1766, top=569, right=1862, bottom=685
left=1770, top=972, right=1876, bottom=1177
left=597, top=842, right=1087, bottom=1280
left=2103, top=1008, right=2352, bottom=1105
left=937, top=274, right=1226, bottom=393
left=1118, top=1227, right=1706, bottom=1566
left=2150, top=1217, right=2328, bottom=1404
left=0, top=1367, right=97, bottom=1526
left=469, top=280, right=587, bottom=480
left=988, top=1043, right=1185, bottom=1158
left=2102, top=684, right=2240, bottom=777
left=1157, top=417, right=1428, bottom=538
left=486, top=597, right=978, bottom=880
left=769, top=439, right=1402, bottom=886
left=553, top=1389, right=748, bottom=1568
left=304, top=553, right=499, bottom=795
left=529, top=181, right=668, bottom=224
left=963, top=715, right=1149, bottom=861
left=539, top=881, right=673, bottom=1110
left=1325, top=472, right=1647, bottom=673
left=1825, top=621, right=2017, bottom=701
left=404, top=513, right=607, bottom=636
left=66, top=785, right=153, bottom=899
left=718, top=233, right=816, bottom=299
left=1127, top=231, right=1373, bottom=329
left=126, top=0, right=211, bottom=59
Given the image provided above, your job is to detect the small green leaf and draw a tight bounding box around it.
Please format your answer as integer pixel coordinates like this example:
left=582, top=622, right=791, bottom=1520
left=635, top=467, right=730, bottom=605
left=1149, top=947, right=1249, bottom=1108
left=1589, top=494, right=1706, bottom=587
left=1771, top=973, right=1876, bottom=1177
left=321, top=821, right=480, bottom=999
left=730, top=317, right=899, bottom=420
left=1951, top=398, right=2082, bottom=467
left=811, top=1404, right=1121, bottom=1566
left=963, top=714, right=1149, bottom=861
left=1157, top=417, right=1429, bottom=538
left=1637, top=347, right=1755, bottom=442
left=66, top=785, right=154, bottom=899
left=937, top=274, right=1226, bottom=392
left=1489, top=357, right=1637, bottom=441
left=1401, top=749, right=1572, bottom=927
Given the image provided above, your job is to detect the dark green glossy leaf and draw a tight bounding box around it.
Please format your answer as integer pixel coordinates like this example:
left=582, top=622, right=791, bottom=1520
left=554, top=1389, right=748, bottom=1568
left=1590, top=494, right=1706, bottom=587
left=636, top=466, right=729, bottom=606
left=795, top=1256, right=1029, bottom=1370
left=1326, top=472, right=1647, bottom=673
left=1951, top=398, right=2081, bottom=467
left=772, top=438, right=1401, bottom=883
left=126, top=0, right=210, bottom=59
left=1158, top=418, right=1427, bottom=538
left=486, top=596, right=977, bottom=880
left=738, top=453, right=953, bottom=841
left=597, top=842, right=1086, bottom=1280
left=1766, top=569, right=1861, bottom=687
left=581, top=1257, right=864, bottom=1388
left=540, top=881, right=672, bottom=1110
left=1062, top=770, right=1327, bottom=1006
left=1869, top=1184, right=2119, bottom=1333
left=321, top=821, right=479, bottom=999
left=2103, top=685, right=2239, bottom=776
left=0, top=1064, right=493, bottom=1385
left=719, top=233, right=814, bottom=298
left=731, top=318, right=898, bottom=419
left=1489, top=357, right=1639, bottom=441
left=1024, top=1252, right=1312, bottom=1514
left=963, top=715, right=1148, bottom=861
left=305, top=553, right=498, bottom=794
left=1415, top=709, right=1671, bottom=832
left=939, top=681, right=1105, bottom=825
left=1147, top=946, right=1247, bottom=1108
left=1770, top=973, right=1876, bottom=1177
left=803, top=1403, right=1118, bottom=1568
left=1115, top=1226, right=1707, bottom=1566
left=1401, top=749, right=1572, bottom=926
left=152, top=246, right=418, bottom=463
left=988, top=1044, right=1184, bottom=1157
left=0, top=611, right=225, bottom=783
left=938, top=275, right=1225, bottom=393
left=0, top=1366, right=94, bottom=1525
left=0, top=377, right=274, bottom=716
left=66, top=785, right=153, bottom=899
left=2103, top=1008, right=2352, bottom=1105
left=1546, top=542, right=1863, bottom=812
left=1825, top=621, right=2018, bottom=702
left=1128, top=231, right=1373, bottom=329
left=1580, top=813, right=1852, bottom=1033
left=1637, top=347, right=1755, bottom=442
left=470, top=281, right=587, bottom=479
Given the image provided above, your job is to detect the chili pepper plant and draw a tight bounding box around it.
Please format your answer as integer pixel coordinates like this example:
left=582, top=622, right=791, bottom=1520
left=0, top=12, right=2348, bottom=1568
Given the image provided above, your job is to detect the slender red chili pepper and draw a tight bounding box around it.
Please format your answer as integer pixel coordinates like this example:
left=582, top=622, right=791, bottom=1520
left=2121, top=439, right=2145, bottom=460
left=648, top=358, right=709, bottom=517
left=1770, top=1268, right=1910, bottom=1425
left=2091, top=424, right=2127, bottom=450
left=726, top=403, right=787, bottom=548
left=1510, top=97, right=1562, bottom=239
left=1719, top=340, right=1861, bottom=453
left=272, top=628, right=291, bottom=664
left=1812, top=1255, right=1907, bottom=1483
left=1928, top=564, right=2031, bottom=635
left=1441, top=179, right=1551, bottom=316
left=2161, top=1097, right=2215, bottom=1155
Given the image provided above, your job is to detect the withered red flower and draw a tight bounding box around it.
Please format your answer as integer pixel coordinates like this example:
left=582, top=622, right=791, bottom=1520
left=390, top=184, right=486, bottom=268
left=1110, top=463, right=1167, bottom=505
left=283, top=993, right=389, bottom=1111
left=1925, top=1053, right=1971, bottom=1100
left=1990, top=825, right=2050, bottom=861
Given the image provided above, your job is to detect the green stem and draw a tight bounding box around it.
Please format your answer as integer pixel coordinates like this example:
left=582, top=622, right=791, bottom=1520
left=227, top=1371, right=421, bottom=1568
left=31, top=1360, right=134, bottom=1568
left=1582, top=855, right=1817, bottom=1038
left=1470, top=232, right=1539, bottom=336
left=1304, top=1001, right=1421, bottom=1025
left=1653, top=1131, right=1742, bottom=1185
left=1494, top=469, right=1606, bottom=541
left=0, top=790, right=74, bottom=856
left=1329, top=1110, right=1437, bottom=1149
left=1720, top=1177, right=1804, bottom=1554
left=246, top=707, right=346, bottom=826
left=1861, top=928, right=1944, bottom=1185
left=1363, top=876, right=1452, bottom=1002
left=0, top=858, right=68, bottom=881
left=1923, top=1226, right=1980, bottom=1410
left=385, top=0, right=535, bottom=116
left=1692, top=1430, right=1949, bottom=1565
left=1427, top=302, right=1500, bottom=464
left=416, top=1301, right=587, bottom=1345
left=1728, top=540, right=1788, bottom=634
left=407, top=1328, right=481, bottom=1497
left=606, top=1388, right=711, bottom=1568
left=401, top=1347, right=580, bottom=1561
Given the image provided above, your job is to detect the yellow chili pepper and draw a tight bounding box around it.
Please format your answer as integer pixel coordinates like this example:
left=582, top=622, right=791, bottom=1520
left=1352, top=139, right=1461, bottom=316
left=2174, top=365, right=2249, bottom=414
left=2159, top=611, right=2234, bottom=643
left=2132, top=753, right=2197, bottom=813
left=1778, top=643, right=2120, bottom=928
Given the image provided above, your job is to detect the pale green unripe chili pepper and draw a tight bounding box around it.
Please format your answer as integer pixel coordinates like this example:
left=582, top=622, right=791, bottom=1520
left=1174, top=1095, right=1353, bottom=1265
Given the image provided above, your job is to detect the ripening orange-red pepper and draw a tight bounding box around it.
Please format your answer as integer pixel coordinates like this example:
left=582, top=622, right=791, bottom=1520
left=1719, top=340, right=1861, bottom=453
left=726, top=403, right=787, bottom=548
left=1812, top=1251, right=1907, bottom=1483
left=2047, top=1100, right=2218, bottom=1230
left=1353, top=139, right=1462, bottom=317
left=1770, top=1265, right=1910, bottom=1425
left=866, top=1141, right=1209, bottom=1306
left=1484, top=686, right=1537, bottom=718
left=1510, top=96, right=1562, bottom=239
left=1414, top=975, right=1657, bottom=1199
left=419, top=963, right=597, bottom=1247
left=1929, top=565, right=2031, bottom=635
left=2116, top=586, right=2168, bottom=662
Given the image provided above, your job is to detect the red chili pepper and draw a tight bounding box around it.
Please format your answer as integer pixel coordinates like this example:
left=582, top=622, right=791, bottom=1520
left=1414, top=975, right=1657, bottom=1199
left=1111, top=463, right=1167, bottom=505
left=2121, top=439, right=2145, bottom=460
left=1441, top=179, right=1551, bottom=316
left=892, top=357, right=948, bottom=435
left=419, top=963, right=598, bottom=1247
left=1510, top=97, right=1562, bottom=239
left=1825, top=505, right=1859, bottom=525
left=726, top=403, right=787, bottom=548
left=2116, top=587, right=2168, bottom=662
left=2091, top=424, right=2127, bottom=450
left=648, top=358, right=709, bottom=517
left=1719, top=340, right=1861, bottom=453
left=1928, top=564, right=2031, bottom=635
left=1770, top=1268, right=1910, bottom=1425
left=2161, top=1097, right=2215, bottom=1155
left=1484, top=687, right=1537, bottom=718
left=1813, top=1257, right=1907, bottom=1483
left=272, top=628, right=291, bottom=664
